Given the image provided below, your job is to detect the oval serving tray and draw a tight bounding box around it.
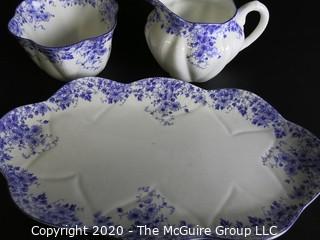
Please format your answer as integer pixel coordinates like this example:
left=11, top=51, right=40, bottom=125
left=0, top=77, right=319, bottom=239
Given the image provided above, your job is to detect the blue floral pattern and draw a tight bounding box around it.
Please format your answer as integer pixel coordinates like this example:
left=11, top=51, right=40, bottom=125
left=1, top=165, right=83, bottom=226
left=9, top=0, right=118, bottom=37
left=93, top=187, right=195, bottom=240
left=0, top=103, right=57, bottom=163
left=146, top=1, right=243, bottom=68
left=8, top=0, right=55, bottom=37
left=120, top=187, right=175, bottom=227
left=134, top=79, right=207, bottom=125
left=39, top=34, right=113, bottom=70
left=114, top=187, right=176, bottom=239
left=8, top=0, right=118, bottom=72
left=208, top=89, right=287, bottom=138
left=1, top=77, right=320, bottom=239
left=59, top=0, right=118, bottom=23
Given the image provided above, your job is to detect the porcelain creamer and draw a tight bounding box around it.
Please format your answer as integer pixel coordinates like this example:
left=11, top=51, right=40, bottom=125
left=145, top=0, right=269, bottom=82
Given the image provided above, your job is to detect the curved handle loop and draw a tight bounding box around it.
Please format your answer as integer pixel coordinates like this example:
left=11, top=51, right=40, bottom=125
left=236, top=1, right=269, bottom=51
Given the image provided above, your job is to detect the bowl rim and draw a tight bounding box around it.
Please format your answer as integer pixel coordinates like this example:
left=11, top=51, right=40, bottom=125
left=8, top=0, right=119, bottom=50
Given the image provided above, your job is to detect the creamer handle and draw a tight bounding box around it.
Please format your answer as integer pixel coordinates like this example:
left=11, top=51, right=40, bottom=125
left=236, top=1, right=269, bottom=51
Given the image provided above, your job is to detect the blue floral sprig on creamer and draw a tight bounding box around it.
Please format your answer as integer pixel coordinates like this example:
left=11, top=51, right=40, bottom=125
left=146, top=3, right=243, bottom=68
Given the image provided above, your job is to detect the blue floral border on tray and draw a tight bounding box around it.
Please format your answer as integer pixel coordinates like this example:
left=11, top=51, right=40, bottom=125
left=0, top=77, right=319, bottom=239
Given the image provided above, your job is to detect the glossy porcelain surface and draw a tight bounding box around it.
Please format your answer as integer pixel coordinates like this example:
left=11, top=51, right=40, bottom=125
left=8, top=0, right=118, bottom=81
left=145, top=0, right=269, bottom=82
left=1, top=77, right=319, bottom=239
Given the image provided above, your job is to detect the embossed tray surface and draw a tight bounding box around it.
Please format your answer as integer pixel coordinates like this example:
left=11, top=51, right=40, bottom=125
left=0, top=77, right=319, bottom=239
